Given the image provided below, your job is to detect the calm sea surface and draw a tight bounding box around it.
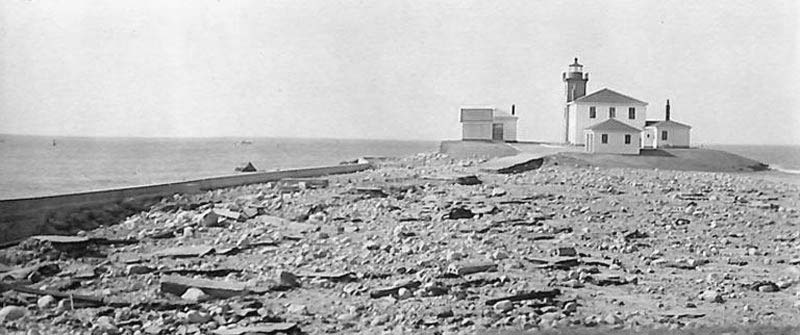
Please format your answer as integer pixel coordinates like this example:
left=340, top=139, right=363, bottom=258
left=1, top=135, right=798, bottom=200
left=0, top=135, right=438, bottom=199
left=704, top=144, right=800, bottom=174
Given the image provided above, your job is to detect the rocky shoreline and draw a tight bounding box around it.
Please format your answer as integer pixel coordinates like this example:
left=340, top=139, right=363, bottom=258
left=1, top=152, right=799, bottom=334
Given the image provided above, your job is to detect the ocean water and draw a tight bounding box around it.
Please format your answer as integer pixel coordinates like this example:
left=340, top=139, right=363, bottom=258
left=0, top=135, right=439, bottom=200
left=1, top=135, right=798, bottom=200
left=705, top=144, right=800, bottom=174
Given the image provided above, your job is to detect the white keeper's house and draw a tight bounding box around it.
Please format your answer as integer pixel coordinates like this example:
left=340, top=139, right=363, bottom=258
left=561, top=58, right=692, bottom=154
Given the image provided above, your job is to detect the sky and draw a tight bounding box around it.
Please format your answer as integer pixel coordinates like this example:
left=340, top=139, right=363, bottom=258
left=0, top=0, right=797, bottom=145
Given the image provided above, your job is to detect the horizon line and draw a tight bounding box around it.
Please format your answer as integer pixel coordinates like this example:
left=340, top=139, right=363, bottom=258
left=0, top=132, right=796, bottom=147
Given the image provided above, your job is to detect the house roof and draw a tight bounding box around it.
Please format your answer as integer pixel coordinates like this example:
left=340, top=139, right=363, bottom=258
left=585, top=118, right=641, bottom=133
left=645, top=120, right=692, bottom=128
left=460, top=108, right=494, bottom=122
left=571, top=88, right=648, bottom=105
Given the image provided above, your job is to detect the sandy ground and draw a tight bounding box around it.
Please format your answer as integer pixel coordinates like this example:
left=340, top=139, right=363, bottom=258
left=0, top=153, right=799, bottom=334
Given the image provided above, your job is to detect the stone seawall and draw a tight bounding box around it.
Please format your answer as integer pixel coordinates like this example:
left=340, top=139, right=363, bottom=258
left=0, top=163, right=371, bottom=243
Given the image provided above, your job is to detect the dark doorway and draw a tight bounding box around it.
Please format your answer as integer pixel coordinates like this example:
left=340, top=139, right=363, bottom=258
left=492, top=123, right=504, bottom=141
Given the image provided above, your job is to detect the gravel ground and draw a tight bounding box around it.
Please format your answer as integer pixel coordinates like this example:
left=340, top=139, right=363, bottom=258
left=0, top=153, right=799, bottom=334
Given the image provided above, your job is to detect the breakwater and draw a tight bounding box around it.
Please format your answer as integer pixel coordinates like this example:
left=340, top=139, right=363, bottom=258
left=0, top=163, right=371, bottom=243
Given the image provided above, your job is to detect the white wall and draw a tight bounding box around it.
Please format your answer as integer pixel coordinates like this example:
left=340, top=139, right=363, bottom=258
left=643, top=128, right=656, bottom=148
left=567, top=104, right=578, bottom=144
left=462, top=121, right=492, bottom=140
left=496, top=118, right=517, bottom=141
left=569, top=102, right=647, bottom=145
left=649, top=125, right=690, bottom=148
left=584, top=130, right=640, bottom=154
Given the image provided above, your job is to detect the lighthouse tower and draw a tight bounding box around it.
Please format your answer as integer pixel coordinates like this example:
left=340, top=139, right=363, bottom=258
left=562, top=58, right=589, bottom=143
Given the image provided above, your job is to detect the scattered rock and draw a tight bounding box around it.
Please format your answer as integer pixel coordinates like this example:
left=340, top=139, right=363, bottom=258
left=199, top=210, right=220, bottom=227
left=0, top=306, right=27, bottom=322
left=397, top=287, right=413, bottom=299
left=371, top=314, right=390, bottom=326
left=182, top=310, right=211, bottom=324
left=278, top=271, right=301, bottom=288
left=603, top=313, right=623, bottom=325
left=37, top=295, right=56, bottom=309
left=287, top=304, right=308, bottom=315
left=446, top=207, right=474, bottom=220
left=455, top=175, right=482, bottom=185
left=750, top=281, right=780, bottom=292
left=92, top=315, right=119, bottom=335
left=181, top=288, right=211, bottom=302
left=490, top=188, right=507, bottom=197
left=126, top=264, right=155, bottom=275
left=1, top=151, right=798, bottom=334
left=435, top=307, right=454, bottom=318
left=699, top=290, right=724, bottom=303
left=493, top=300, right=514, bottom=313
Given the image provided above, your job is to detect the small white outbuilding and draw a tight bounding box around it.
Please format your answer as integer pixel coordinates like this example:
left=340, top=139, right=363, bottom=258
left=642, top=100, right=692, bottom=148
left=459, top=107, right=518, bottom=142
left=460, top=107, right=519, bottom=142
left=643, top=120, right=691, bottom=148
left=583, top=118, right=641, bottom=155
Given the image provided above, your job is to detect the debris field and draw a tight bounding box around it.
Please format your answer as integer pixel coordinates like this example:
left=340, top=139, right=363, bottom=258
left=1, top=153, right=799, bottom=334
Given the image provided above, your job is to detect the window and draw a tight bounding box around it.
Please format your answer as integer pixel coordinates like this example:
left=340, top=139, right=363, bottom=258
left=661, top=130, right=668, bottom=140
left=601, top=134, right=608, bottom=144
left=625, top=134, right=631, bottom=144
left=589, top=106, right=596, bottom=119
left=609, top=107, right=616, bottom=118
left=628, top=107, right=636, bottom=119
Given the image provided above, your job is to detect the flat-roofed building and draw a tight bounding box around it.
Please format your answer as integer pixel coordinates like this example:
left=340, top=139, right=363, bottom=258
left=460, top=106, right=518, bottom=142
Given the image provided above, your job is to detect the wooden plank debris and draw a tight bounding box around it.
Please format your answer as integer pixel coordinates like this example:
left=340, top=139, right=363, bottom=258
left=152, top=246, right=215, bottom=258
left=449, top=262, right=498, bottom=276
left=30, top=235, right=90, bottom=244
left=160, top=275, right=248, bottom=298
left=623, top=229, right=649, bottom=241
left=587, top=274, right=636, bottom=286
left=159, top=268, right=242, bottom=277
left=662, top=259, right=707, bottom=270
left=0, top=263, right=60, bottom=281
left=369, top=280, right=421, bottom=298
left=485, top=289, right=561, bottom=305
left=480, top=154, right=545, bottom=174
left=660, top=309, right=706, bottom=319
left=213, top=209, right=241, bottom=221
left=675, top=193, right=709, bottom=201
left=527, top=257, right=580, bottom=270
left=454, top=175, right=482, bottom=185
left=0, top=282, right=112, bottom=307
left=296, top=271, right=356, bottom=281
left=351, top=187, right=388, bottom=198
left=211, top=323, right=297, bottom=335
left=554, top=247, right=577, bottom=257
